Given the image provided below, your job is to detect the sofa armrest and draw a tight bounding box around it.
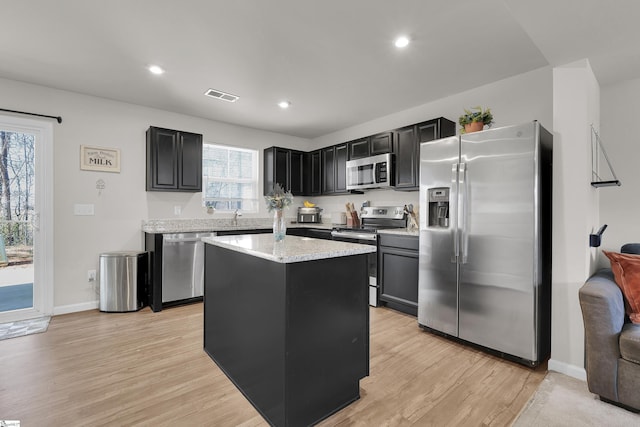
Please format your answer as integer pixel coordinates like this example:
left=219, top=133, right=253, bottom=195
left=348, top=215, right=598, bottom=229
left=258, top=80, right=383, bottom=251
left=579, top=269, right=625, bottom=401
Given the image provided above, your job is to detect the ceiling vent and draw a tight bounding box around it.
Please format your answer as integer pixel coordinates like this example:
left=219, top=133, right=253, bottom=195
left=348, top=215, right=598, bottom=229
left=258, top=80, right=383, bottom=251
left=204, top=88, right=239, bottom=103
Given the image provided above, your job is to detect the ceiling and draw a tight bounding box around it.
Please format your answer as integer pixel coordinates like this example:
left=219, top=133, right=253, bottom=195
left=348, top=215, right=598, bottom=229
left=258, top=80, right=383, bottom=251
left=2, top=0, right=639, bottom=139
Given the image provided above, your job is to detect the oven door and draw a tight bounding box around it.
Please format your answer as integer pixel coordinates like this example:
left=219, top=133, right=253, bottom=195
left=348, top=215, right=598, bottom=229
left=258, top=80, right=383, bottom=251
left=331, top=231, right=378, bottom=306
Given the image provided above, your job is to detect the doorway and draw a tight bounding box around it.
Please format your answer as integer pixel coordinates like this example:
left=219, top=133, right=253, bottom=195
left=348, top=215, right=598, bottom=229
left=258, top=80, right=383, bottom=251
left=0, top=116, right=53, bottom=322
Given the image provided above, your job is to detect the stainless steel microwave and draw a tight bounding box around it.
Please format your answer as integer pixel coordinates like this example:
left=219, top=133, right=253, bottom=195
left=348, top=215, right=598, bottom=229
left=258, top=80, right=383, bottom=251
left=346, top=153, right=393, bottom=191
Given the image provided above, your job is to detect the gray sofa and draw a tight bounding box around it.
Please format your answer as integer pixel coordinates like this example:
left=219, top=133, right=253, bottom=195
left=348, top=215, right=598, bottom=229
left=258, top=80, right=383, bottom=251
left=579, top=243, right=640, bottom=412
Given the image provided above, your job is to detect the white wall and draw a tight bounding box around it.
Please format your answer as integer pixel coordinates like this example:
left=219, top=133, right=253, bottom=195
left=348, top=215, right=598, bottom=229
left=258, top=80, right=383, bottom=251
left=314, top=67, right=553, bottom=147
left=599, top=78, right=640, bottom=262
left=549, top=59, right=600, bottom=378
left=0, top=77, right=312, bottom=310
left=311, top=67, right=554, bottom=217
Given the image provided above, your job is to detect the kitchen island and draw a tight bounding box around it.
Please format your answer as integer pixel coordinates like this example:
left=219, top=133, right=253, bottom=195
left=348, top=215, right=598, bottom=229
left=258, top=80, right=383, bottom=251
left=202, top=234, right=375, bottom=427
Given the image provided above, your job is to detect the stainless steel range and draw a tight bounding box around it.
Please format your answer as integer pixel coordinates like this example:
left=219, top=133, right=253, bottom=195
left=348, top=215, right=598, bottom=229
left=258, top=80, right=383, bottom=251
left=331, top=206, right=407, bottom=306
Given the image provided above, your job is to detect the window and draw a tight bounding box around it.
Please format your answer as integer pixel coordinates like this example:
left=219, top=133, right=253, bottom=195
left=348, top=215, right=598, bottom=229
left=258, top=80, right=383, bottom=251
left=202, top=143, right=259, bottom=212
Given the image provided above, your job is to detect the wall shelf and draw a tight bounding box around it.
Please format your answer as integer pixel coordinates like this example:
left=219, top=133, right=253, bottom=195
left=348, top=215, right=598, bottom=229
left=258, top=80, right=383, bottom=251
left=591, top=180, right=621, bottom=188
left=591, top=125, right=621, bottom=188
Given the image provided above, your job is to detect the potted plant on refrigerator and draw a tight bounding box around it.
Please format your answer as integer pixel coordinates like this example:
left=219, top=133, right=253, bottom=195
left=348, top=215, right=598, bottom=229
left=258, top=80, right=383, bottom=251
left=458, top=106, right=494, bottom=133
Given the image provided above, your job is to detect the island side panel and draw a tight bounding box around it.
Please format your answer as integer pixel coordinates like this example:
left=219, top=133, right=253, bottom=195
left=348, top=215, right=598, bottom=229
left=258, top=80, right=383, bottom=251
left=204, top=244, right=287, bottom=427
left=286, top=253, right=370, bottom=426
left=144, top=233, right=163, bottom=312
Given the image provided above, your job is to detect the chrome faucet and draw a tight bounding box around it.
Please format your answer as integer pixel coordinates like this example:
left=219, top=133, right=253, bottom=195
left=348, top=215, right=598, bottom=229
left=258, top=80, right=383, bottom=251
left=233, top=209, right=242, bottom=227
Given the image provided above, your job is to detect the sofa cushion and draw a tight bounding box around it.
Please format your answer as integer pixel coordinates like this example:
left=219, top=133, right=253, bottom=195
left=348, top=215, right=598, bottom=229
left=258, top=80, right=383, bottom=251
left=620, top=323, right=640, bottom=364
left=603, top=251, right=640, bottom=324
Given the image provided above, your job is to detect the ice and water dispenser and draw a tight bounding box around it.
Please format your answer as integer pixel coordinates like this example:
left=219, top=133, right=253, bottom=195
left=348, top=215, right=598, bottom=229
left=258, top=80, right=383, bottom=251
left=428, top=187, right=449, bottom=228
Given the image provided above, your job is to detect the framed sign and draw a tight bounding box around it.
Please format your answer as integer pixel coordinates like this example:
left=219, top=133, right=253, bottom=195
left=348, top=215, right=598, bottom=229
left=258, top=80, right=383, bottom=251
left=80, top=145, right=121, bottom=173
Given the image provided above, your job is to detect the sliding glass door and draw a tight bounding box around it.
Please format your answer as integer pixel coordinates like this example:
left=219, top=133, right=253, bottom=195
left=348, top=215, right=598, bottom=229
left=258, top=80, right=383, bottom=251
left=0, top=115, right=53, bottom=322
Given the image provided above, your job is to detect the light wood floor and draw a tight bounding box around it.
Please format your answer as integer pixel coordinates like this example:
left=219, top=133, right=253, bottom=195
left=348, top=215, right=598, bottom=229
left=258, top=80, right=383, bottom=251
left=0, top=304, right=545, bottom=426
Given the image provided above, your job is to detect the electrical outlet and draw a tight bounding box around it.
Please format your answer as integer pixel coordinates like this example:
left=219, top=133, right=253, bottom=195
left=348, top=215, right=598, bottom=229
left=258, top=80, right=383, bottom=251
left=74, top=203, right=95, bottom=215
left=88, top=269, right=96, bottom=282
left=174, top=205, right=182, bottom=216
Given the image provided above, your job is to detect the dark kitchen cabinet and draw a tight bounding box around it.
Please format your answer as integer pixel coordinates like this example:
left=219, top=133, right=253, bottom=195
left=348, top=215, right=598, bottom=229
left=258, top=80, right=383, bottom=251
left=349, top=137, right=370, bottom=159
left=393, top=125, right=418, bottom=189
left=264, top=147, right=289, bottom=195
left=393, top=117, right=456, bottom=190
left=263, top=147, right=304, bottom=196
left=322, top=143, right=349, bottom=195
left=146, top=126, right=202, bottom=192
left=335, top=143, right=348, bottom=193
left=378, top=233, right=419, bottom=316
left=303, top=150, right=322, bottom=196
left=204, top=243, right=368, bottom=427
left=321, top=146, right=335, bottom=194
left=289, top=150, right=304, bottom=195
left=370, top=131, right=393, bottom=155
left=261, top=117, right=454, bottom=196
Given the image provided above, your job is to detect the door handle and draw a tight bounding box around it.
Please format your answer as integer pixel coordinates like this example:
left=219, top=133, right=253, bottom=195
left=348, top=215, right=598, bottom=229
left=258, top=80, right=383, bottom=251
left=32, top=212, right=40, bottom=231
left=451, top=163, right=459, bottom=262
left=459, top=162, right=468, bottom=264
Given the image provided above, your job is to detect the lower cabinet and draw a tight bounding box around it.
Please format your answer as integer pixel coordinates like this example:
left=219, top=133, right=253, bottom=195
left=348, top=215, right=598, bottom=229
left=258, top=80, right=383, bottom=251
left=378, top=233, right=419, bottom=316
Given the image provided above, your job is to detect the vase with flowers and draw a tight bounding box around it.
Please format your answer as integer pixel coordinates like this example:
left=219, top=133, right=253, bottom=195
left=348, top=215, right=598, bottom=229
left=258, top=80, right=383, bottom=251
left=265, top=183, right=294, bottom=241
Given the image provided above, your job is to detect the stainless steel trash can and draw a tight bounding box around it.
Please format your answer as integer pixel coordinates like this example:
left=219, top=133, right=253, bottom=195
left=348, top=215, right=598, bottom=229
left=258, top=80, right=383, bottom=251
left=99, top=251, right=148, bottom=312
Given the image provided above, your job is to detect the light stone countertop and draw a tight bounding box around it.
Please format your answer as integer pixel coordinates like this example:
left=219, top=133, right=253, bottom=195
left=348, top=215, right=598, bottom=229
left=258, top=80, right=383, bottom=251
left=142, top=218, right=334, bottom=234
left=203, top=234, right=376, bottom=264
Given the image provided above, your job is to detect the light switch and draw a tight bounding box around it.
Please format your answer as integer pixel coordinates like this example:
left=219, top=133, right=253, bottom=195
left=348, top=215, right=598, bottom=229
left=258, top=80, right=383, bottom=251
left=74, top=204, right=95, bottom=215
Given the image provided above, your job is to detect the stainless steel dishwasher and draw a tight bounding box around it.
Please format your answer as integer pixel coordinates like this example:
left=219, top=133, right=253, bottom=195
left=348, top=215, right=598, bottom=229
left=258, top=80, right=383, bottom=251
left=162, top=232, right=215, bottom=303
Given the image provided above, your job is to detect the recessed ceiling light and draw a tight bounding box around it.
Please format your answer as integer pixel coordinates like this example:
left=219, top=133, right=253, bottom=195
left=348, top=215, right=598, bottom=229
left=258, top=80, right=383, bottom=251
left=394, top=36, right=410, bottom=48
left=148, top=65, right=165, bottom=75
left=278, top=101, right=291, bottom=109
left=204, top=88, right=239, bottom=102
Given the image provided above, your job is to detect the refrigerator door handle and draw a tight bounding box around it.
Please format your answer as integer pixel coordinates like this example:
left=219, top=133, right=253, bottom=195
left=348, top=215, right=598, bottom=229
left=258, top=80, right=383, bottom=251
left=451, top=163, right=459, bottom=261
left=459, top=162, right=468, bottom=264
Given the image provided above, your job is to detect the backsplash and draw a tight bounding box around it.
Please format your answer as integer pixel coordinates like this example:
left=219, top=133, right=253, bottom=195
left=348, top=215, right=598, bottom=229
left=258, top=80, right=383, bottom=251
left=300, top=188, right=419, bottom=224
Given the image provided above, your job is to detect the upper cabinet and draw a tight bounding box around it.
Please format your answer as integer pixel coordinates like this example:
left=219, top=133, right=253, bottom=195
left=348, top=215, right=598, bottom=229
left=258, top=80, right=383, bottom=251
left=263, top=147, right=305, bottom=196
left=393, top=118, right=456, bottom=190
left=263, top=147, right=289, bottom=195
left=393, top=125, right=419, bottom=189
left=146, top=126, right=202, bottom=192
left=289, top=150, right=304, bottom=195
left=348, top=133, right=392, bottom=160
left=335, top=143, right=349, bottom=193
left=304, top=150, right=322, bottom=196
left=348, top=137, right=370, bottom=160
left=322, top=143, right=349, bottom=195
left=262, top=117, right=455, bottom=196
left=370, top=131, right=393, bottom=155
left=321, top=146, right=336, bottom=194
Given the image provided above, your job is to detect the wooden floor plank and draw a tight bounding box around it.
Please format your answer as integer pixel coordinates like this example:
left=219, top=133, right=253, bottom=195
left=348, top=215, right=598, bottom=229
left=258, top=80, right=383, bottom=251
left=0, top=303, right=544, bottom=426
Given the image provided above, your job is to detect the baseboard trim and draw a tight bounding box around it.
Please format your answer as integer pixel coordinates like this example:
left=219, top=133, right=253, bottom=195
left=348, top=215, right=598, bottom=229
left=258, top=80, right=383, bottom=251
left=53, top=301, right=99, bottom=316
left=548, top=358, right=587, bottom=381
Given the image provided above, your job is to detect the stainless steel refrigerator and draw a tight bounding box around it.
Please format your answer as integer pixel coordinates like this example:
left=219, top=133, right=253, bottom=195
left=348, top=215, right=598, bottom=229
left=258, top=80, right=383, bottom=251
left=418, top=121, right=552, bottom=366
